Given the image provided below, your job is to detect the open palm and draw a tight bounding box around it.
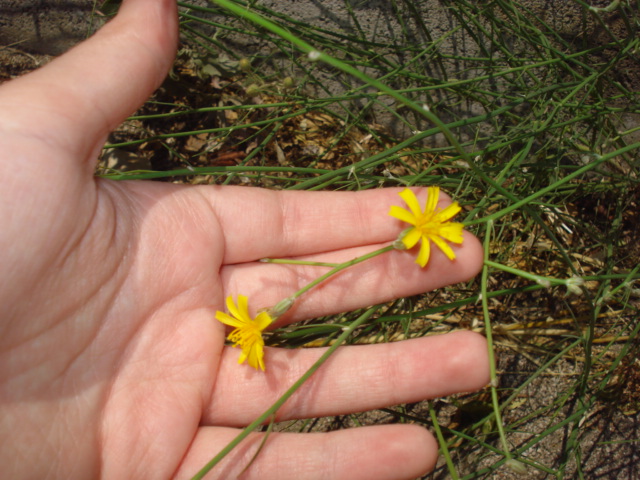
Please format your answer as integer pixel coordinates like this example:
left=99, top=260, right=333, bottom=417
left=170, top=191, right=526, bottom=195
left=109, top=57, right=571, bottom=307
left=0, top=1, right=489, bottom=478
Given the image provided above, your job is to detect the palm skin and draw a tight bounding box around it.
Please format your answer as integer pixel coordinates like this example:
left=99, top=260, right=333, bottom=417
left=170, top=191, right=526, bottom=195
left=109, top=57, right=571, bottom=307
left=0, top=1, right=489, bottom=479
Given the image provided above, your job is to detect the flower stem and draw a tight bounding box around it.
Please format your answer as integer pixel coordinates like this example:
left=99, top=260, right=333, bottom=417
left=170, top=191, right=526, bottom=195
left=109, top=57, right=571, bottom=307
left=481, top=221, right=514, bottom=462
left=290, top=245, right=395, bottom=301
left=189, top=306, right=379, bottom=479
left=465, top=141, right=640, bottom=226
left=484, top=259, right=565, bottom=287
left=205, top=0, right=468, bottom=160
left=428, top=401, right=459, bottom=480
left=260, top=258, right=341, bottom=267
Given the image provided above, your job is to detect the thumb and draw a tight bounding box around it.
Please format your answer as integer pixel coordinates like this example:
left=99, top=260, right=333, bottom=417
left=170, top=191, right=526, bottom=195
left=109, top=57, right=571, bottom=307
left=0, top=0, right=178, bottom=161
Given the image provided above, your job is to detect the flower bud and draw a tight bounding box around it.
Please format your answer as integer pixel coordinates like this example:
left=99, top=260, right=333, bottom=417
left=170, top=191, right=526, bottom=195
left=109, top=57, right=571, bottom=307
left=245, top=84, right=261, bottom=96
left=505, top=458, right=527, bottom=475
left=392, top=227, right=413, bottom=250
left=270, top=296, right=295, bottom=318
left=565, top=276, right=584, bottom=295
left=392, top=238, right=408, bottom=250
left=239, top=58, right=252, bottom=72
left=535, top=277, right=551, bottom=288
left=308, top=50, right=321, bottom=61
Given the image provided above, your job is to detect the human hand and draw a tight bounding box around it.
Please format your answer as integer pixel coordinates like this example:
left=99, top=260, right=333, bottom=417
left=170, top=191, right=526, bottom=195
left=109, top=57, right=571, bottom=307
left=0, top=1, right=489, bottom=478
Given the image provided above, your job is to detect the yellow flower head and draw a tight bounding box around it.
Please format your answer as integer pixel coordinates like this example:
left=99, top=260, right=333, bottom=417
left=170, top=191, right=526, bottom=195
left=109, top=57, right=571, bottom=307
left=215, top=295, right=272, bottom=371
left=389, top=187, right=464, bottom=267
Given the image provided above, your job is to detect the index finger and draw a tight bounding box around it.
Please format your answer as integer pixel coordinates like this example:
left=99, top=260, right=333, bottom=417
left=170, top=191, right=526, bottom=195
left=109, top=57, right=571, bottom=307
left=204, top=185, right=460, bottom=264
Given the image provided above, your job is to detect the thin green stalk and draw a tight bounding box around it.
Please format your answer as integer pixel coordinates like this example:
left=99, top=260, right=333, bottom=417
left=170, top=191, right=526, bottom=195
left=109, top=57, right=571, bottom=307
left=483, top=259, right=576, bottom=288
left=189, top=306, right=379, bottom=479
left=99, top=165, right=328, bottom=181
left=481, top=221, right=514, bottom=463
left=466, top=141, right=640, bottom=225
left=206, top=0, right=469, bottom=160
left=289, top=245, right=395, bottom=301
left=237, top=414, right=275, bottom=476
left=260, top=258, right=340, bottom=267
left=428, top=401, right=459, bottom=480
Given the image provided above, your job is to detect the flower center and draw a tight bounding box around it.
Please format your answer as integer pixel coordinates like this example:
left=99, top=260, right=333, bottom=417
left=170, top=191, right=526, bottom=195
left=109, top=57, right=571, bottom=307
left=417, top=218, right=440, bottom=235
left=229, top=324, right=263, bottom=347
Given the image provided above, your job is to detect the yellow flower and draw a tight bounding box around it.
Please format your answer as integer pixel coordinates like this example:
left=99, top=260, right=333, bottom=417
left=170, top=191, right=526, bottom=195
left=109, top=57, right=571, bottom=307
left=389, top=187, right=464, bottom=267
left=216, top=295, right=272, bottom=371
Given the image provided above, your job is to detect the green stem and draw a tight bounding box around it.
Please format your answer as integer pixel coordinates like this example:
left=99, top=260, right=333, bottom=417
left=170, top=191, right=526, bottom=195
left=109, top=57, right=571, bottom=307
left=206, top=0, right=469, bottom=160
left=466, top=141, right=640, bottom=226
left=481, top=221, right=513, bottom=461
left=290, top=245, right=395, bottom=301
left=260, top=258, right=340, bottom=268
left=190, top=306, right=379, bottom=479
left=429, top=401, right=459, bottom=480
left=99, top=165, right=328, bottom=181
left=484, top=259, right=568, bottom=288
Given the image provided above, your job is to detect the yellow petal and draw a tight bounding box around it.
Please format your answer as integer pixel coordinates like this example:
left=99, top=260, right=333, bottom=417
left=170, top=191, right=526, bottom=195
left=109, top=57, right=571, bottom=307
left=389, top=205, right=417, bottom=225
left=416, top=237, right=431, bottom=267
left=402, top=227, right=422, bottom=249
left=424, top=186, right=440, bottom=215
left=237, top=295, right=251, bottom=322
left=216, top=311, right=245, bottom=329
left=430, top=235, right=457, bottom=260
left=237, top=349, right=248, bottom=365
left=398, top=188, right=423, bottom=218
left=438, top=222, right=465, bottom=244
left=255, top=311, right=273, bottom=330
left=226, top=295, right=242, bottom=322
left=243, top=336, right=265, bottom=371
left=434, top=201, right=462, bottom=223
